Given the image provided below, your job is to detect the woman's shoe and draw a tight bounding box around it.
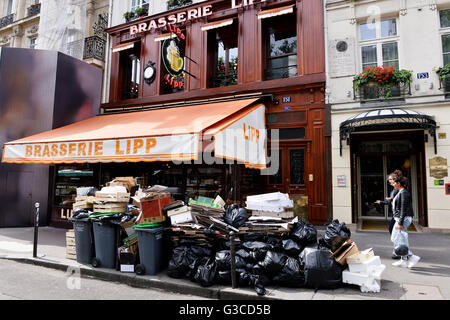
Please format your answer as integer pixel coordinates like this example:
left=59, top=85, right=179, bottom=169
left=407, top=255, right=420, bottom=269
left=392, top=259, right=408, bottom=268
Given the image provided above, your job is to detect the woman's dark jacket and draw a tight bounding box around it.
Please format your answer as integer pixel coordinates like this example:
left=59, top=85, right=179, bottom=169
left=392, top=189, right=414, bottom=225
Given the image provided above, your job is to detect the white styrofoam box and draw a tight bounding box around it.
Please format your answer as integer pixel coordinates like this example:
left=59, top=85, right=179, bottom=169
left=170, top=211, right=194, bottom=225
left=348, top=255, right=381, bottom=273
left=167, top=206, right=190, bottom=217
left=361, top=279, right=381, bottom=293
left=342, top=269, right=372, bottom=286
left=246, top=192, right=289, bottom=202
left=346, top=248, right=375, bottom=264
left=246, top=202, right=285, bottom=212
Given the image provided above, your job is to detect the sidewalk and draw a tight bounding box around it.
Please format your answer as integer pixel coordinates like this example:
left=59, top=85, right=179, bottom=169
left=0, top=226, right=448, bottom=300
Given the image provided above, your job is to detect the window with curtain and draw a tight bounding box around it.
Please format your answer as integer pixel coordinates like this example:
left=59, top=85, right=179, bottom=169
left=208, top=20, right=239, bottom=88
left=131, top=0, right=149, bottom=12
left=120, top=42, right=141, bottom=100
left=439, top=9, right=450, bottom=65
left=359, top=18, right=399, bottom=70
left=263, top=12, right=297, bottom=80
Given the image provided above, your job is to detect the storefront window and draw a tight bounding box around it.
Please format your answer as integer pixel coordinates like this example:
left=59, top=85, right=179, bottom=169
left=120, top=42, right=141, bottom=100
left=208, top=21, right=238, bottom=88
left=263, top=13, right=297, bottom=80
left=54, top=165, right=95, bottom=207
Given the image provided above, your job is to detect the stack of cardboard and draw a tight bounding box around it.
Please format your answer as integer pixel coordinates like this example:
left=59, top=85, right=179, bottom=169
left=72, top=187, right=96, bottom=211
left=131, top=186, right=172, bottom=224
left=242, top=192, right=296, bottom=235
left=93, top=186, right=130, bottom=214
left=107, top=176, right=137, bottom=192
left=66, top=229, right=76, bottom=260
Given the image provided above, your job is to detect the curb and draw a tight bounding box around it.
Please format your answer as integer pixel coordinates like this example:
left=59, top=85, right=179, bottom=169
left=0, top=256, right=275, bottom=300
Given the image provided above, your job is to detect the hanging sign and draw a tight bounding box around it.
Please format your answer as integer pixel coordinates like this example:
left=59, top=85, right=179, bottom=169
left=162, top=26, right=186, bottom=89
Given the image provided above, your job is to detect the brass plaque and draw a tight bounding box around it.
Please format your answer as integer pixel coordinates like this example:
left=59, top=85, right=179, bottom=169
left=438, top=133, right=447, bottom=139
left=291, top=195, right=309, bottom=222
left=429, top=156, right=448, bottom=179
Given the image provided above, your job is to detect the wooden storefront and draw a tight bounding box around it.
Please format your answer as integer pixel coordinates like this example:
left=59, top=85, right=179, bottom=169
left=101, top=0, right=330, bottom=224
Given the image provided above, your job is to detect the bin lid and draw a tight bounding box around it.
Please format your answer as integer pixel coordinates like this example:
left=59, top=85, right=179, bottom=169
left=69, top=217, right=90, bottom=223
left=132, top=223, right=163, bottom=229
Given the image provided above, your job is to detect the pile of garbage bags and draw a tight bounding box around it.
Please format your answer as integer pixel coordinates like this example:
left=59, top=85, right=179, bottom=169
left=167, top=219, right=352, bottom=295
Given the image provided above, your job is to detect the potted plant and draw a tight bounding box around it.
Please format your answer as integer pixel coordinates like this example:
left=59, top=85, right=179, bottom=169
left=353, top=65, right=413, bottom=99
left=135, top=7, right=148, bottom=19
left=123, top=11, right=135, bottom=23
left=435, top=64, right=450, bottom=91
left=168, top=0, right=193, bottom=10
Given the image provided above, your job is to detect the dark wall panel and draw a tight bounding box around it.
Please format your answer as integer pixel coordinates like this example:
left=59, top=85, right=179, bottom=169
left=0, top=47, right=101, bottom=227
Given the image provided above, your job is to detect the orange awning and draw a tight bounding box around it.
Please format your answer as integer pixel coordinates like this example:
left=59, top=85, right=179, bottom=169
left=201, top=18, right=234, bottom=32
left=112, top=40, right=139, bottom=53
left=257, top=4, right=295, bottom=20
left=2, top=98, right=267, bottom=168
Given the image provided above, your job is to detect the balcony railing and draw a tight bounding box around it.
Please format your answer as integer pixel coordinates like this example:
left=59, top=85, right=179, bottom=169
left=167, top=0, right=193, bottom=10
left=353, top=81, right=411, bottom=101
left=264, top=65, right=298, bottom=81
left=210, top=71, right=238, bottom=88
left=83, top=36, right=106, bottom=62
left=27, top=4, right=41, bottom=17
left=0, top=13, right=14, bottom=29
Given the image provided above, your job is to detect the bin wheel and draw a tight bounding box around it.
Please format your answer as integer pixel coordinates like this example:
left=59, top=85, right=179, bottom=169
left=135, top=264, right=145, bottom=275
left=92, top=258, right=101, bottom=268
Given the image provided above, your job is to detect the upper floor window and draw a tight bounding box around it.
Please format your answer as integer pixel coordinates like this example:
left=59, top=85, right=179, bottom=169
left=6, top=0, right=14, bottom=15
left=120, top=41, right=141, bottom=100
left=359, top=18, right=399, bottom=70
left=207, top=19, right=238, bottom=88
left=262, top=11, right=297, bottom=80
left=439, top=9, right=450, bottom=65
left=29, top=37, right=37, bottom=49
left=131, top=0, right=149, bottom=12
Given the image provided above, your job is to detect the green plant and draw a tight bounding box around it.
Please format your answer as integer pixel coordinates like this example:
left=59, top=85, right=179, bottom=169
left=123, top=11, right=135, bottom=22
left=435, top=64, right=450, bottom=81
left=353, top=65, right=413, bottom=98
left=135, top=7, right=148, bottom=17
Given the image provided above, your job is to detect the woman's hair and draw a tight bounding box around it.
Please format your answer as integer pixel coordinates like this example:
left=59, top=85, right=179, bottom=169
left=394, top=176, right=408, bottom=188
left=393, top=170, right=403, bottom=177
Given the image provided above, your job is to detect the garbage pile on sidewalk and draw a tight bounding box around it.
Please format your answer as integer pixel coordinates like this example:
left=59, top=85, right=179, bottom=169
left=165, top=192, right=386, bottom=295
left=69, top=184, right=385, bottom=295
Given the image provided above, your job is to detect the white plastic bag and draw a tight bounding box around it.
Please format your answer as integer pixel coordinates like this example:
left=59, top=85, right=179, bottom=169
left=391, top=223, right=409, bottom=248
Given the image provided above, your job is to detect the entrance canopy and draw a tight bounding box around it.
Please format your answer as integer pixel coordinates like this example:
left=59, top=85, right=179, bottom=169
left=339, top=108, right=437, bottom=156
left=2, top=98, right=267, bottom=169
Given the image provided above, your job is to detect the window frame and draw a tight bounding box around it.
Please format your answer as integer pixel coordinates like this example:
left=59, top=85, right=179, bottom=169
left=130, top=0, right=149, bottom=12
left=439, top=8, right=450, bottom=66
left=358, top=17, right=400, bottom=71
left=262, top=11, right=298, bottom=81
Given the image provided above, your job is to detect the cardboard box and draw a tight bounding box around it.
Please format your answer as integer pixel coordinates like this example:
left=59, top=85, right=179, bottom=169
left=95, top=191, right=130, bottom=202
left=119, top=252, right=136, bottom=273
left=170, top=209, right=194, bottom=225
left=332, top=240, right=359, bottom=265
left=138, top=195, right=171, bottom=224
left=107, top=177, right=137, bottom=192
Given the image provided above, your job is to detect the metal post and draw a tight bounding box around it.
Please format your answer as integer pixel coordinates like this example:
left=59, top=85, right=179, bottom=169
left=229, top=231, right=237, bottom=289
left=33, top=203, right=40, bottom=258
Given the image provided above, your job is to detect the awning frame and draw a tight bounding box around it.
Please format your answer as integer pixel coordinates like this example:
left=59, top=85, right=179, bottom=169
left=339, top=108, right=437, bottom=156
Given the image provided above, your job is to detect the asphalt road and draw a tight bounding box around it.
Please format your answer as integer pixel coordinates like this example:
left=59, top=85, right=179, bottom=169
left=0, top=259, right=210, bottom=300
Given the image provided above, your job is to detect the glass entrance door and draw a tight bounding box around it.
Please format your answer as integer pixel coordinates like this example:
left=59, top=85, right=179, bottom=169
left=358, top=154, right=417, bottom=221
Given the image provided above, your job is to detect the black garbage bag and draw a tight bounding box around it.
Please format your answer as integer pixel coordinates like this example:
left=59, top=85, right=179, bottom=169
left=258, top=250, right=289, bottom=275
left=215, top=250, right=246, bottom=271
left=239, top=271, right=267, bottom=296
left=272, top=257, right=305, bottom=288
left=224, top=205, right=248, bottom=228
left=194, top=257, right=217, bottom=287
left=241, top=233, right=267, bottom=243
left=167, top=245, right=213, bottom=279
left=282, top=239, right=304, bottom=257
left=71, top=209, right=91, bottom=220
left=319, top=219, right=351, bottom=249
left=290, top=220, right=317, bottom=246
left=167, top=246, right=191, bottom=278
left=242, top=241, right=273, bottom=252
left=266, top=236, right=284, bottom=252
left=301, top=248, right=343, bottom=290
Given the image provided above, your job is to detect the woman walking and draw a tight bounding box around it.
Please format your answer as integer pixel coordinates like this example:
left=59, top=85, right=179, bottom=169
left=375, top=170, right=402, bottom=259
left=391, top=176, right=420, bottom=268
